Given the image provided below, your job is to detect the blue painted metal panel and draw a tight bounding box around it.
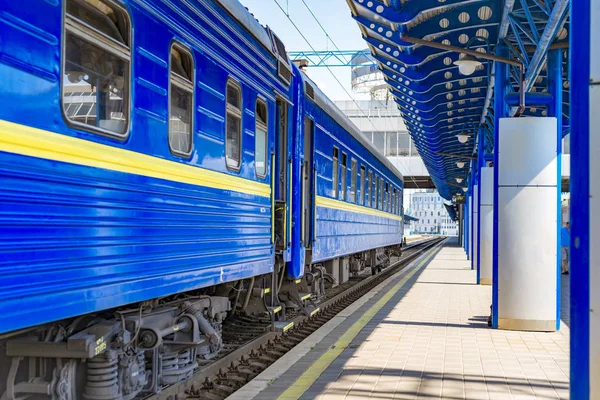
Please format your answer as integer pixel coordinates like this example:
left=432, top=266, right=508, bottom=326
left=289, top=67, right=306, bottom=278
left=313, top=207, right=402, bottom=262
left=0, top=152, right=273, bottom=333
left=569, top=0, right=590, bottom=396
left=0, top=0, right=296, bottom=333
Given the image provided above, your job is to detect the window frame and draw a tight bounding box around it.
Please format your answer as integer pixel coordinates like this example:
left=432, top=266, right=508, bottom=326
left=368, top=170, right=373, bottom=208
left=254, top=97, right=268, bottom=178
left=379, top=178, right=384, bottom=210
left=375, top=176, right=379, bottom=209
left=61, top=0, right=132, bottom=140
left=332, top=147, right=339, bottom=198
left=360, top=166, right=366, bottom=206
left=341, top=152, right=347, bottom=201
left=225, top=79, right=243, bottom=171
left=168, top=41, right=195, bottom=158
left=350, top=159, right=357, bottom=203
left=385, top=183, right=389, bottom=212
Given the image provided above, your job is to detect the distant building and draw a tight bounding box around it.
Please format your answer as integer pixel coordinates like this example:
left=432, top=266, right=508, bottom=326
left=335, top=99, right=417, bottom=158
left=408, top=190, right=458, bottom=236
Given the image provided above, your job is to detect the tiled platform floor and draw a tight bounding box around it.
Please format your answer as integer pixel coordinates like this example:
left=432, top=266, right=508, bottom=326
left=245, top=239, right=570, bottom=400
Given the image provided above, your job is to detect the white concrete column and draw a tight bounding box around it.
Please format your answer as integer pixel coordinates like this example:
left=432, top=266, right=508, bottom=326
left=480, top=167, right=493, bottom=285
left=497, top=117, right=557, bottom=331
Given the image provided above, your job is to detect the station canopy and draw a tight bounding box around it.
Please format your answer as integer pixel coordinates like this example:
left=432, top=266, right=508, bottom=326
left=346, top=0, right=570, bottom=200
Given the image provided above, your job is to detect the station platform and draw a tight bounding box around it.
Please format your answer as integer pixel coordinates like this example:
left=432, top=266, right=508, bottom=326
left=231, top=238, right=570, bottom=400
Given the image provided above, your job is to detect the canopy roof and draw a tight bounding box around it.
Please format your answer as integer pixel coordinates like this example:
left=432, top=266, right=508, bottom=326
left=346, top=0, right=569, bottom=199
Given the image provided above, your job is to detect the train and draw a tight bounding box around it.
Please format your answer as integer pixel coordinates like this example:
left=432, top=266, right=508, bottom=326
left=0, top=0, right=404, bottom=398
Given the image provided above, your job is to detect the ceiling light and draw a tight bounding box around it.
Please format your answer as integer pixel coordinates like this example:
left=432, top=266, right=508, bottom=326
left=456, top=161, right=466, bottom=168
left=462, top=187, right=468, bottom=192
left=454, top=54, right=482, bottom=76
left=456, top=178, right=464, bottom=183
left=456, top=133, right=470, bottom=143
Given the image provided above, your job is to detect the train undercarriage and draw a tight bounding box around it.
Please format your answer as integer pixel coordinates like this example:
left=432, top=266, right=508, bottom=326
left=0, top=244, right=401, bottom=400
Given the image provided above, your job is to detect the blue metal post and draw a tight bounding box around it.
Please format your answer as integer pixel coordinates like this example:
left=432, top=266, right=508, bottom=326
left=463, top=177, right=471, bottom=255
left=476, top=128, right=484, bottom=282
left=547, top=48, right=562, bottom=331
left=465, top=192, right=469, bottom=255
left=469, top=161, right=475, bottom=269
left=570, top=0, right=590, bottom=395
left=463, top=206, right=469, bottom=251
left=492, top=44, right=510, bottom=329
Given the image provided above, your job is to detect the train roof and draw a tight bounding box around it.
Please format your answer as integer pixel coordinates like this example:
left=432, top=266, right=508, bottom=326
left=215, top=0, right=402, bottom=184
left=302, top=73, right=404, bottom=184
left=216, top=0, right=275, bottom=55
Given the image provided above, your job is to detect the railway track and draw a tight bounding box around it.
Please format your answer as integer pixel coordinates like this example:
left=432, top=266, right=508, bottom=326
left=146, top=237, right=445, bottom=400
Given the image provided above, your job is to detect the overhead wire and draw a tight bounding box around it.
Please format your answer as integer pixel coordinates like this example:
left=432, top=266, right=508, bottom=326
left=272, top=0, right=421, bottom=191
left=294, top=0, right=421, bottom=190
left=298, top=0, right=350, bottom=64
left=272, top=0, right=379, bottom=133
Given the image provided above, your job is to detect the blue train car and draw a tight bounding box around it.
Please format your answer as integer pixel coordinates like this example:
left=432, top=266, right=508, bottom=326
left=0, top=0, right=301, bottom=397
left=0, top=0, right=403, bottom=396
left=0, top=0, right=296, bottom=330
left=279, top=74, right=404, bottom=307
left=305, top=79, right=404, bottom=262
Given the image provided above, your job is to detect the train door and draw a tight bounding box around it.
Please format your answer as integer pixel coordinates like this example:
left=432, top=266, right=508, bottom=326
left=275, top=98, right=289, bottom=254
left=302, top=117, right=314, bottom=249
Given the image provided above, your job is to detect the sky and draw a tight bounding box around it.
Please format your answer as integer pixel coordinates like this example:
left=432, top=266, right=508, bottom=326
left=236, top=0, right=435, bottom=214
left=238, top=0, right=366, bottom=101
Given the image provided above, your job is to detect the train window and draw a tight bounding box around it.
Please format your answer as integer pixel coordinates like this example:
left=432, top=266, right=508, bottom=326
left=169, top=43, right=194, bottom=156
left=392, top=188, right=395, bottom=214
left=375, top=176, right=379, bottom=209
left=368, top=170, right=373, bottom=207
left=379, top=178, right=384, bottom=210
left=341, top=153, right=347, bottom=201
left=350, top=159, right=357, bottom=203
left=255, top=99, right=268, bottom=178
left=62, top=0, right=130, bottom=138
left=226, top=80, right=242, bottom=170
left=385, top=183, right=389, bottom=212
left=332, top=147, right=339, bottom=198
left=376, top=178, right=379, bottom=209
left=360, top=166, right=366, bottom=205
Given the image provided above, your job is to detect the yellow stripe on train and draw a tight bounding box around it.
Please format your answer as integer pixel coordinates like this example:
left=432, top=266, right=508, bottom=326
left=316, top=195, right=404, bottom=222
left=0, top=119, right=271, bottom=198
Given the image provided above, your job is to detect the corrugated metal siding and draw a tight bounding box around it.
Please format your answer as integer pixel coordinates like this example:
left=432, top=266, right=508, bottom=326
left=0, top=0, right=289, bottom=333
